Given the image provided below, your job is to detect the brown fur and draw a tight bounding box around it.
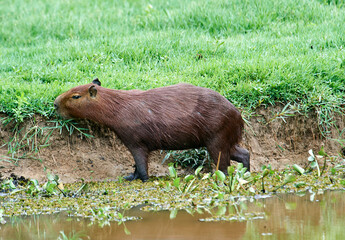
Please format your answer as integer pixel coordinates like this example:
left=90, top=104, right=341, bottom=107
left=54, top=79, right=250, bottom=181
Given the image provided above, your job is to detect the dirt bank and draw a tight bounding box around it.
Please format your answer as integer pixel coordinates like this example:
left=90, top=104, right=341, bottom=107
left=1, top=106, right=344, bottom=183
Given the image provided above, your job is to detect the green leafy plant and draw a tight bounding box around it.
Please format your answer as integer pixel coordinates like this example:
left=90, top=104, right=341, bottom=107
left=292, top=147, right=336, bottom=177
left=117, top=203, right=132, bottom=235
left=0, top=178, right=16, bottom=192
left=292, top=164, right=305, bottom=175
left=72, top=179, right=89, bottom=197
left=207, top=163, right=252, bottom=194
left=308, top=149, right=322, bottom=177
left=226, top=164, right=252, bottom=193
left=1, top=173, right=66, bottom=197
left=44, top=173, right=66, bottom=197
left=24, top=173, right=65, bottom=197
left=260, top=164, right=274, bottom=193
left=26, top=179, right=41, bottom=196
left=273, top=174, right=297, bottom=192
left=168, top=164, right=201, bottom=194
left=12, top=92, right=30, bottom=122
left=163, top=148, right=211, bottom=170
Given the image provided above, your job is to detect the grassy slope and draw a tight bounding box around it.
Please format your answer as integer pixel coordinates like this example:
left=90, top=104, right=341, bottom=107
left=0, top=0, right=344, bottom=124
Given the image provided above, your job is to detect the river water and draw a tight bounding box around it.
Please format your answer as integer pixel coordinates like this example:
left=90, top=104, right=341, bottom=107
left=1, top=191, right=344, bottom=240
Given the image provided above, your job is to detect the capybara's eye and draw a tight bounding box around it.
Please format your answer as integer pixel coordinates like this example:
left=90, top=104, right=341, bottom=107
left=72, top=95, right=81, bottom=99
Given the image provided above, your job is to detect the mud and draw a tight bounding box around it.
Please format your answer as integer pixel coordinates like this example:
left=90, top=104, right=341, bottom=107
left=1, top=106, right=344, bottom=183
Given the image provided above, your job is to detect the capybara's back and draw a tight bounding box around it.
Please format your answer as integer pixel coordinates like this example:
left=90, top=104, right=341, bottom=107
left=54, top=79, right=250, bottom=181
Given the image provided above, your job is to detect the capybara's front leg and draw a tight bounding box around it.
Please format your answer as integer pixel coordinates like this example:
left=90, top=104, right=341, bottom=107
left=125, top=148, right=149, bottom=182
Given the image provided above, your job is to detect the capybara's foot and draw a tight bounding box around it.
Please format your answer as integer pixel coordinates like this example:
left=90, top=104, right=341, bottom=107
left=124, top=173, right=137, bottom=181
left=140, top=175, right=149, bottom=182
left=123, top=171, right=149, bottom=182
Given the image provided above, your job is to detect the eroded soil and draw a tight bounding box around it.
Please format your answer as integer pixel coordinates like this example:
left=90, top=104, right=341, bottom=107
left=1, top=106, right=344, bottom=183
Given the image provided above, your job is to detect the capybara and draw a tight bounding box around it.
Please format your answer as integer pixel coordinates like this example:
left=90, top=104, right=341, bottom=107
left=54, top=79, right=250, bottom=181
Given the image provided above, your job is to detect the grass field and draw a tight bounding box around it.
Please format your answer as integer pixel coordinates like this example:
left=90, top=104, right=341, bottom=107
left=1, top=0, right=344, bottom=126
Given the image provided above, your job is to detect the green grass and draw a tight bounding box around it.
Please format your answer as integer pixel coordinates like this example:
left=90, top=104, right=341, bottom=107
left=1, top=0, right=344, bottom=126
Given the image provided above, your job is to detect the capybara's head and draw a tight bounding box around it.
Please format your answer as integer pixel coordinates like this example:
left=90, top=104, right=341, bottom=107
left=54, top=78, right=102, bottom=119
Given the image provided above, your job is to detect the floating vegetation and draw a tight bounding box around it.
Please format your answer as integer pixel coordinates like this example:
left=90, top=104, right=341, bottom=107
left=1, top=148, right=345, bottom=225
left=199, top=212, right=266, bottom=222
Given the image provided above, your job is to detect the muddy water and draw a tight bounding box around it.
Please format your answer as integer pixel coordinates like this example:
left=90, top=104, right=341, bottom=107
left=1, top=191, right=344, bottom=240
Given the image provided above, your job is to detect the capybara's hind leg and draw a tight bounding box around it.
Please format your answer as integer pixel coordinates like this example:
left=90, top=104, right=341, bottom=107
left=230, top=145, right=250, bottom=171
left=125, top=148, right=149, bottom=182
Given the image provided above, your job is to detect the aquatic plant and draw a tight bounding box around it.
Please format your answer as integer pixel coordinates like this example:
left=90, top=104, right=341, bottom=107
left=260, top=165, right=274, bottom=193
left=167, top=164, right=202, bottom=194
left=117, top=203, right=132, bottom=235
left=23, top=173, right=65, bottom=197
left=0, top=178, right=16, bottom=192
left=1, top=147, right=344, bottom=225
left=292, top=147, right=334, bottom=177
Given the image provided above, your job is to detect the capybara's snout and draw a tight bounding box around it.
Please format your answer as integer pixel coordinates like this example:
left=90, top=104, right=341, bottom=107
left=53, top=96, right=61, bottom=112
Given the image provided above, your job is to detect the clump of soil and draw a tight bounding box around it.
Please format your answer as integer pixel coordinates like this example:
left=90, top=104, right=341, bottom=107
left=0, top=107, right=344, bottom=183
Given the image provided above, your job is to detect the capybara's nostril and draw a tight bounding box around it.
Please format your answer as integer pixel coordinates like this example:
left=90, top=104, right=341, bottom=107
left=54, top=103, right=58, bottom=110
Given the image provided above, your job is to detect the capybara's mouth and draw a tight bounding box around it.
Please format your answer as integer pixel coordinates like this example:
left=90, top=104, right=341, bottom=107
left=53, top=101, right=67, bottom=118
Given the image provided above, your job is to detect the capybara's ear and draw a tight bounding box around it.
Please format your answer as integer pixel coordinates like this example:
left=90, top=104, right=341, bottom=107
left=92, top=78, right=101, bottom=86
left=89, top=85, right=98, bottom=98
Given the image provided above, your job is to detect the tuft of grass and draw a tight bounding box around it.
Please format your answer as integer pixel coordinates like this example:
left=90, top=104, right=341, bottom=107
left=0, top=117, right=92, bottom=164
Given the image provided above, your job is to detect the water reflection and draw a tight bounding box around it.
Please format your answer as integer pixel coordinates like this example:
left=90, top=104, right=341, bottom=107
left=243, top=191, right=345, bottom=239
left=1, top=191, right=344, bottom=240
